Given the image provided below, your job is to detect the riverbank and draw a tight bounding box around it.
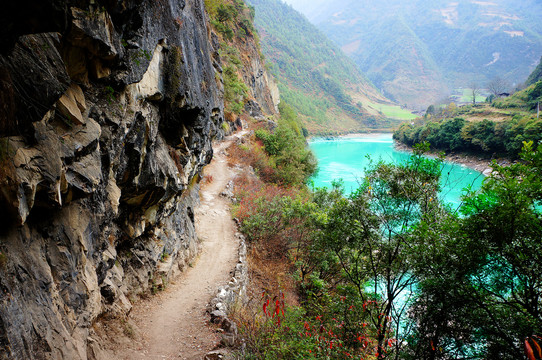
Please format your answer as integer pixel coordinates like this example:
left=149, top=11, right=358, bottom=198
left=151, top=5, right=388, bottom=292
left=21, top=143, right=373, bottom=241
left=393, top=141, right=514, bottom=175
left=340, top=132, right=390, bottom=139
left=308, top=128, right=401, bottom=138
left=309, top=134, right=486, bottom=207
left=312, top=132, right=511, bottom=176
left=310, top=132, right=507, bottom=176
left=309, top=132, right=392, bottom=142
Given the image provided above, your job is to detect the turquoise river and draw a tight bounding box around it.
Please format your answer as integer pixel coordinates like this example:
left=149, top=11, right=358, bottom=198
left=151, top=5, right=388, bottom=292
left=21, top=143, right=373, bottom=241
left=309, top=133, right=485, bottom=209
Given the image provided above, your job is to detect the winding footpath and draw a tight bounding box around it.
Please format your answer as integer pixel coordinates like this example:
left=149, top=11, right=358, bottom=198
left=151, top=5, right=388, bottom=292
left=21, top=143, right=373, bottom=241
left=113, top=133, right=244, bottom=359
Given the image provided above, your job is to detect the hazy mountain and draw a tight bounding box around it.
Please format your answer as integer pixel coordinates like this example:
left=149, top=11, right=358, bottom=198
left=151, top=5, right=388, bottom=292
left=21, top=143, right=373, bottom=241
left=247, top=0, right=412, bottom=134
left=284, top=0, right=542, bottom=109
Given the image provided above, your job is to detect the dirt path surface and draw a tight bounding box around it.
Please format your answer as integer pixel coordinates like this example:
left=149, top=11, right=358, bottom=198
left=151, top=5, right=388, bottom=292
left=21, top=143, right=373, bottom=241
left=112, top=133, right=243, bottom=360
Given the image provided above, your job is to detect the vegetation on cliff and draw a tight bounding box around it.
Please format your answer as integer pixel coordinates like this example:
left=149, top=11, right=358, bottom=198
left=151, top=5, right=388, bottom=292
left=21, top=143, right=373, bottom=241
left=206, top=0, right=254, bottom=115
left=206, top=0, right=280, bottom=122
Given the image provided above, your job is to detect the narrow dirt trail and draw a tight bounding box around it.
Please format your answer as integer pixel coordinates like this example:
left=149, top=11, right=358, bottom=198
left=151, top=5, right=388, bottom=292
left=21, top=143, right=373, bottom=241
left=113, top=133, right=244, bottom=360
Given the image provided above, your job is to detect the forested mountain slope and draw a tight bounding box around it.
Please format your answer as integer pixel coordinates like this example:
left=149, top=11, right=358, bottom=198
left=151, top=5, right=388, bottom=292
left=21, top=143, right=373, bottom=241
left=526, top=56, right=542, bottom=86
left=286, top=0, right=542, bottom=109
left=248, top=0, right=414, bottom=134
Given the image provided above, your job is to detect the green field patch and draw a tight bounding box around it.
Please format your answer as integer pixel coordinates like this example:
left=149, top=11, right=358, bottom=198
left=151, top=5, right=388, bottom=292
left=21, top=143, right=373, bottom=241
left=366, top=101, right=418, bottom=120
left=450, top=88, right=488, bottom=104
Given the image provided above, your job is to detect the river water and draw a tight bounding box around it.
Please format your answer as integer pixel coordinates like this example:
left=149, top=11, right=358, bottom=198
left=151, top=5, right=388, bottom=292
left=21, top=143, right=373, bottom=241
left=309, top=133, right=484, bottom=209
left=309, top=133, right=486, bottom=335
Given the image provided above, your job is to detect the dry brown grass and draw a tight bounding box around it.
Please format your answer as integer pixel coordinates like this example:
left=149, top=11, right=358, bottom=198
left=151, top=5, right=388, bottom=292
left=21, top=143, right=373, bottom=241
left=225, top=110, right=237, bottom=123
left=223, top=121, right=307, bottom=354
left=226, top=239, right=299, bottom=355
left=247, top=246, right=299, bottom=307
left=228, top=146, right=300, bottom=305
left=230, top=171, right=300, bottom=307
left=226, top=138, right=281, bottom=183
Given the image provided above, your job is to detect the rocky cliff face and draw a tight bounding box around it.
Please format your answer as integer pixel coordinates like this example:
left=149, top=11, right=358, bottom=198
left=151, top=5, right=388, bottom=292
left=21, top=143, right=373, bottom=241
left=236, top=34, right=279, bottom=116
left=0, top=0, right=236, bottom=358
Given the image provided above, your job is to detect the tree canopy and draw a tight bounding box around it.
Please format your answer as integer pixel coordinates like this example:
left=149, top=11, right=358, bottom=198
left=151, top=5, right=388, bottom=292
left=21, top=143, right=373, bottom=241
left=235, top=138, right=542, bottom=359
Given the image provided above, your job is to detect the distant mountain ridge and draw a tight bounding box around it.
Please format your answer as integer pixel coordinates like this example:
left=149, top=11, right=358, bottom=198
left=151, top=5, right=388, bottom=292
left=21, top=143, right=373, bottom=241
left=247, top=0, right=411, bottom=134
left=285, top=0, right=542, bottom=109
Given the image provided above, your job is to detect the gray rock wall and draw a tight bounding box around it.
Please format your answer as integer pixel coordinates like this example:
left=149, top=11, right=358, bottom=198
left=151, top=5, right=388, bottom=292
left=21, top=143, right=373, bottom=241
left=0, top=0, right=225, bottom=358
left=236, top=30, right=279, bottom=115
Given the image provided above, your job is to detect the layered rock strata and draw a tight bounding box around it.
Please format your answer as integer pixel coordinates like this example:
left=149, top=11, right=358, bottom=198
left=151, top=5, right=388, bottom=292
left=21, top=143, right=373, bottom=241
left=0, top=1, right=227, bottom=358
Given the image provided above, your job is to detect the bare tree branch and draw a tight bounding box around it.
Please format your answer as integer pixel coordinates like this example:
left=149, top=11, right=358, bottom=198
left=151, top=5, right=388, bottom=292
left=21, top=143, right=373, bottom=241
left=487, top=77, right=509, bottom=97
left=469, top=82, right=480, bottom=105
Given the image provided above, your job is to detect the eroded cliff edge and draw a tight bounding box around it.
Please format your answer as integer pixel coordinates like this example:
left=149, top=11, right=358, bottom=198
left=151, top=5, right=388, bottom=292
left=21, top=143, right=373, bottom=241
left=0, top=0, right=276, bottom=358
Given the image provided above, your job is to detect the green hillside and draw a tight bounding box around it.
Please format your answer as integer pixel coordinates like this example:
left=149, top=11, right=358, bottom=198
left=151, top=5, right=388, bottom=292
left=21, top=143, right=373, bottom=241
left=247, top=0, right=411, bottom=134
left=286, top=0, right=542, bottom=110
left=526, top=56, right=542, bottom=86
left=394, top=80, right=542, bottom=158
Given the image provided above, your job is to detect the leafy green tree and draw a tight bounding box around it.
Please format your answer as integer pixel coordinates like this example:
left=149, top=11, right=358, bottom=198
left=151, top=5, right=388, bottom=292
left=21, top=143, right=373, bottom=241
left=316, top=144, right=444, bottom=359
left=255, top=103, right=316, bottom=185
left=216, top=3, right=239, bottom=23
left=435, top=117, right=465, bottom=151
left=405, top=141, right=542, bottom=359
